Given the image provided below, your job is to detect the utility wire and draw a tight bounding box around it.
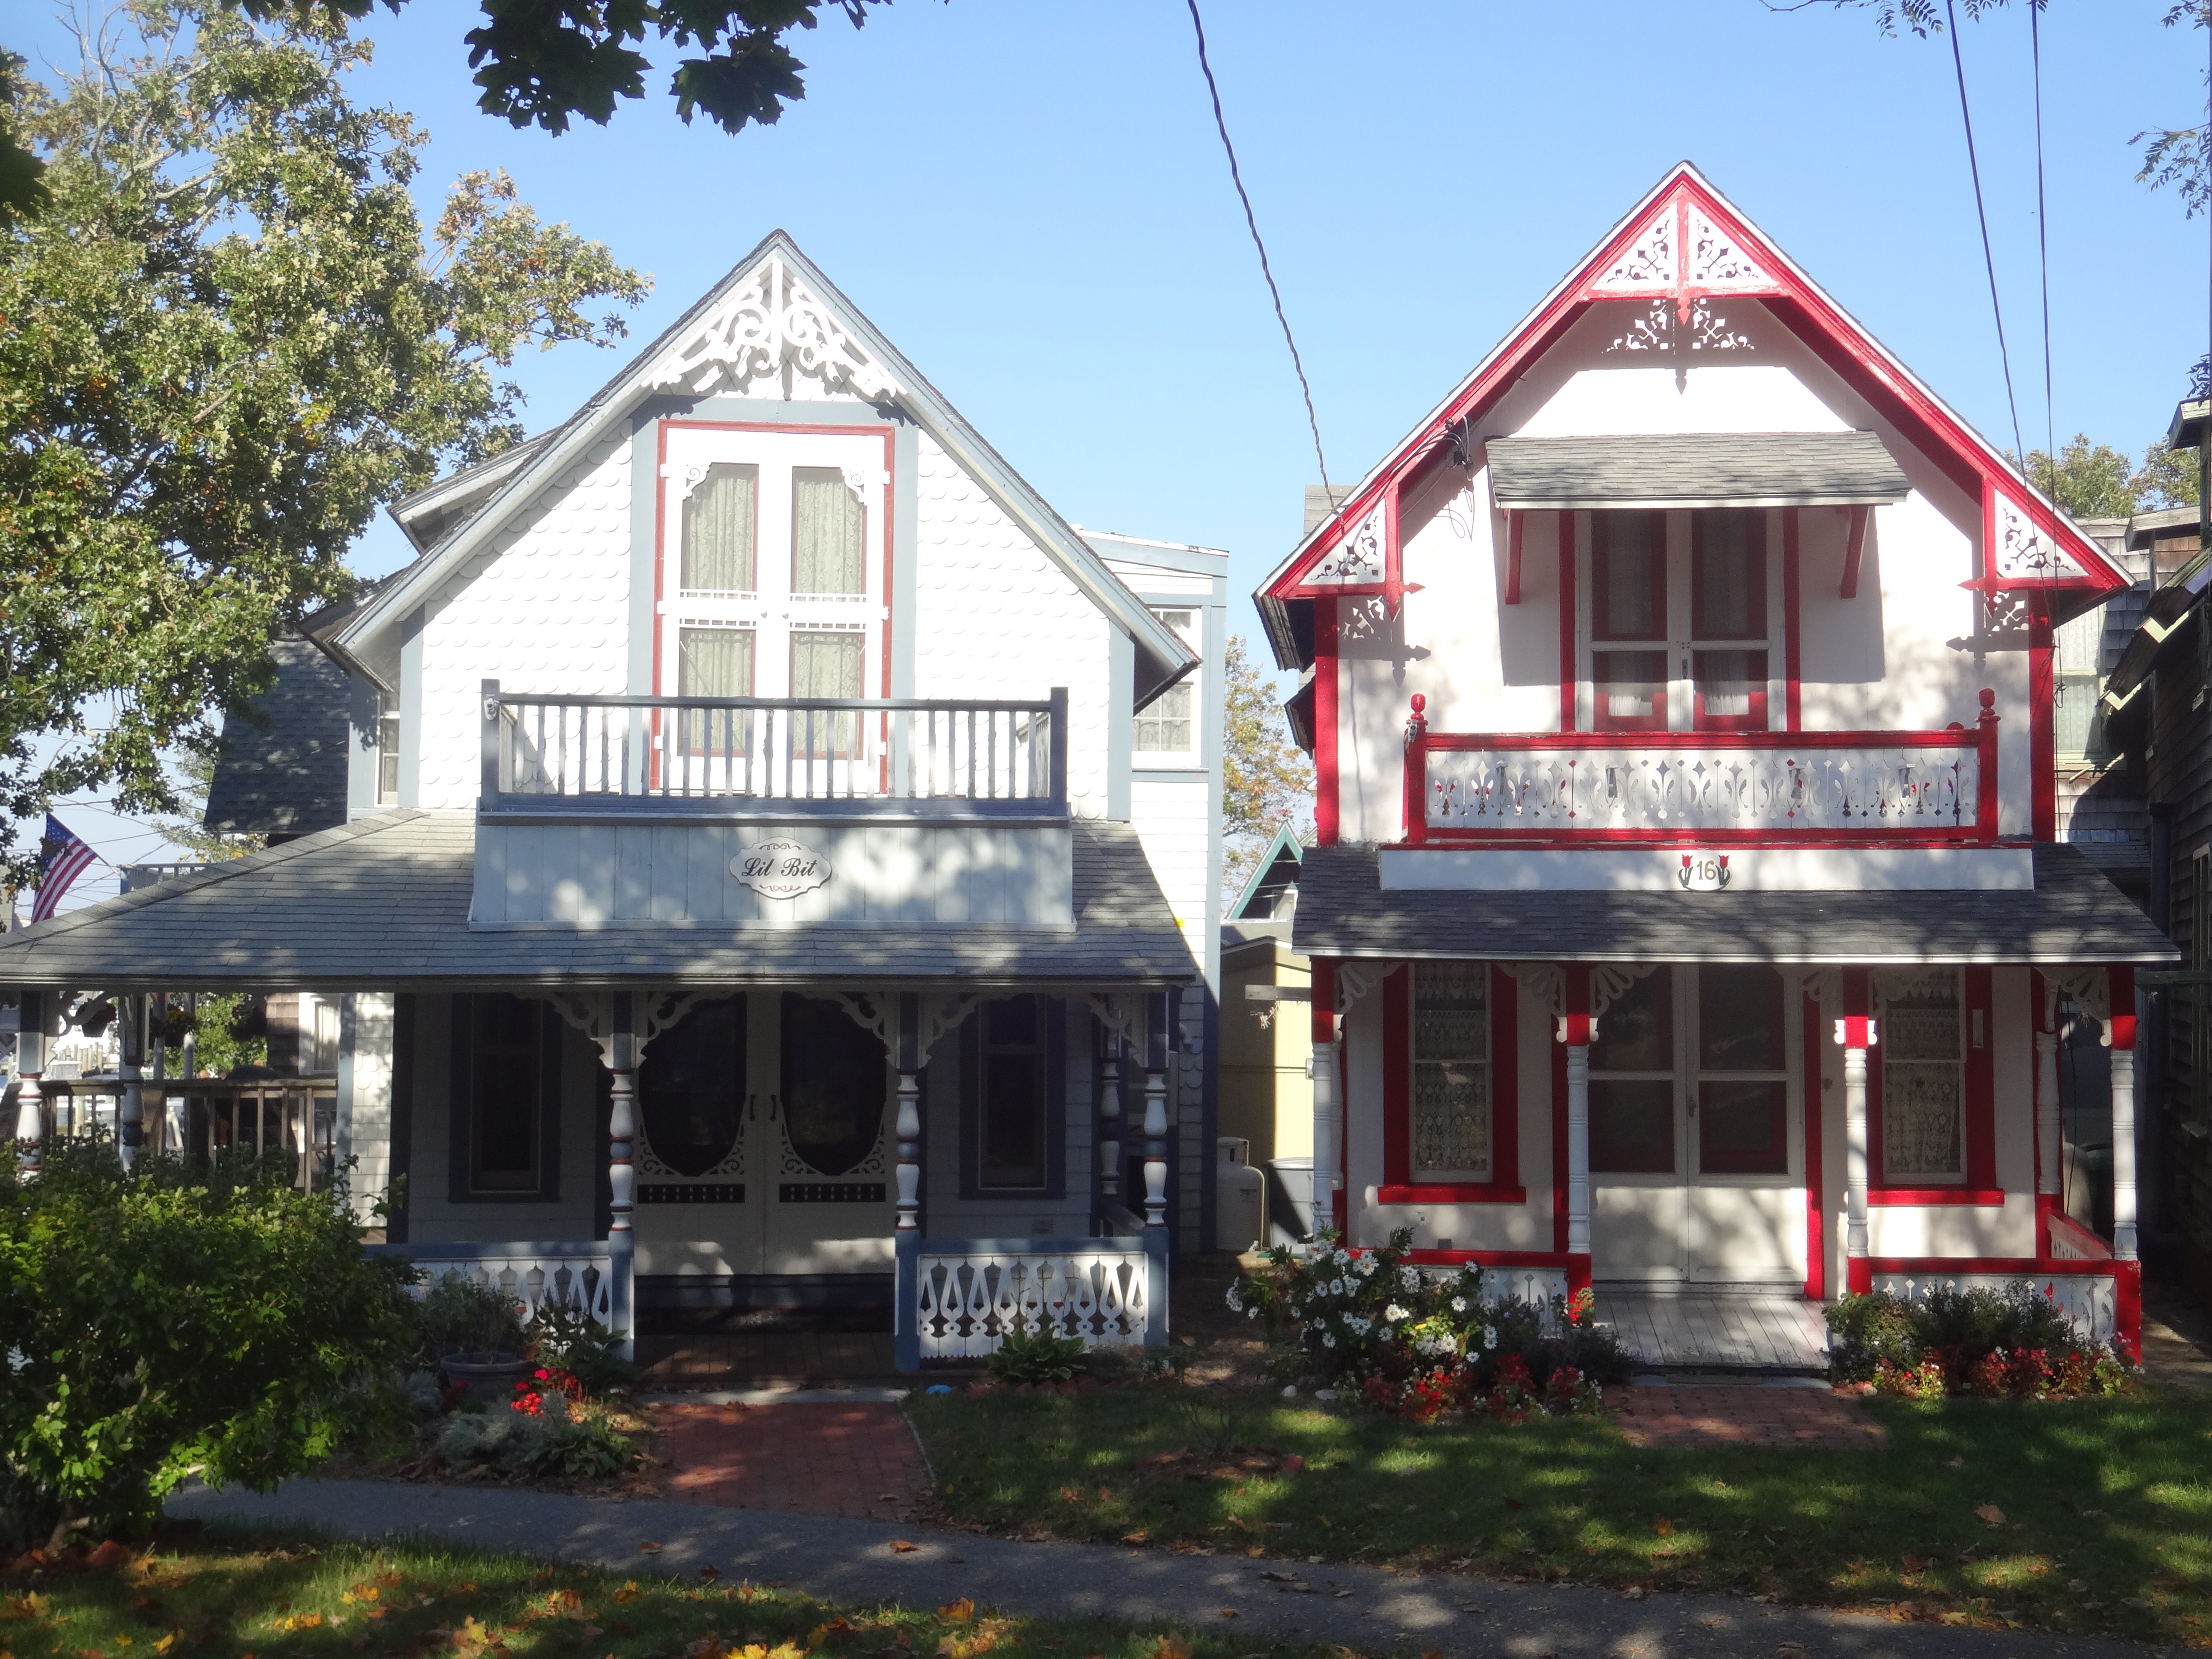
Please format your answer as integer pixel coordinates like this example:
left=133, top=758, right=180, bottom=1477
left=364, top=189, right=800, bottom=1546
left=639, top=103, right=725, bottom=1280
left=2030, top=0, right=2055, bottom=487
left=1945, top=0, right=2028, bottom=471
left=1184, top=0, right=1331, bottom=494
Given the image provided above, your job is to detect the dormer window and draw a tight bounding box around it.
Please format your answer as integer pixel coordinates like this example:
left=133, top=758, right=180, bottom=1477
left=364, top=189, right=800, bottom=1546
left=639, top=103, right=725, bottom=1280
left=1582, top=507, right=1773, bottom=733
left=682, top=463, right=757, bottom=594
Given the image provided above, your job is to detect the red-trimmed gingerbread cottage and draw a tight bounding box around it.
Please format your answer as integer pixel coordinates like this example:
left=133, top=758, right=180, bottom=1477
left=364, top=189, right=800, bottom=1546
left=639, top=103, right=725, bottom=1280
left=1255, top=164, right=2177, bottom=1358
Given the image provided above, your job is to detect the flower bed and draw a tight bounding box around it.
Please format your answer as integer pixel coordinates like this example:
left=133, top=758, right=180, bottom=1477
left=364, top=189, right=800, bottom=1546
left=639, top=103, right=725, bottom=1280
left=1823, top=1286, right=2131, bottom=1398
left=1229, top=1228, right=1628, bottom=1422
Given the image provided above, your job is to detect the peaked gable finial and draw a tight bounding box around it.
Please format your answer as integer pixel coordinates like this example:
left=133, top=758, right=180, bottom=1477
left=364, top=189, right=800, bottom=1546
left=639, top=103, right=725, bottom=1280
left=643, top=248, right=900, bottom=402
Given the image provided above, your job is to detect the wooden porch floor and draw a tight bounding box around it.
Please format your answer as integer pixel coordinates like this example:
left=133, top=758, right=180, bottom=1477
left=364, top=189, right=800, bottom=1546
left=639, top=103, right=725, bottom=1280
left=1592, top=1286, right=1831, bottom=1372
left=637, top=1332, right=900, bottom=1388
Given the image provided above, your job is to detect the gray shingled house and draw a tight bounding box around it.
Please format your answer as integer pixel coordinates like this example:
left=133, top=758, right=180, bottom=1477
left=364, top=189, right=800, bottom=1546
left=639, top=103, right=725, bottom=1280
left=0, top=234, right=1230, bottom=1371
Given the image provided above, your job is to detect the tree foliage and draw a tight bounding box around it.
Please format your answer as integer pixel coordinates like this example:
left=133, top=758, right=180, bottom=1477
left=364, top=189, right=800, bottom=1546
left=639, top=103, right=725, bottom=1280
left=0, top=1138, right=417, bottom=1547
left=2023, top=434, right=2137, bottom=521
left=0, top=52, right=46, bottom=221
left=2133, top=438, right=2201, bottom=510
left=0, top=5, right=647, bottom=881
left=244, top=0, right=918, bottom=136
left=1220, top=633, right=1310, bottom=910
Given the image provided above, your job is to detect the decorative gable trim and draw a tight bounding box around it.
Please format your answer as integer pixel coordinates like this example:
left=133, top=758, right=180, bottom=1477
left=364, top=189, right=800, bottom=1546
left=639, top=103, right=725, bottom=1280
left=642, top=249, right=900, bottom=403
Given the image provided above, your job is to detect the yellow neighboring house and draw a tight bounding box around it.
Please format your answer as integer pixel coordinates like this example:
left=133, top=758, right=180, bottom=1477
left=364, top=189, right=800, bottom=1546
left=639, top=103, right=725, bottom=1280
left=1219, top=827, right=1311, bottom=1244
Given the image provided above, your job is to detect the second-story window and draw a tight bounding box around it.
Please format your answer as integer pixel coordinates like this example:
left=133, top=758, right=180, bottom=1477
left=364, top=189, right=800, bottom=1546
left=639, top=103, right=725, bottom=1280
left=1135, top=608, right=1202, bottom=759
left=1585, top=508, right=1772, bottom=732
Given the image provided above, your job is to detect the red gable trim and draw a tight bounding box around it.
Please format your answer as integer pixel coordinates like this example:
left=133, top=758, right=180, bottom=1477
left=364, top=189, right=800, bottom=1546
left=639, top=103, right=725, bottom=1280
left=1265, top=164, right=2128, bottom=612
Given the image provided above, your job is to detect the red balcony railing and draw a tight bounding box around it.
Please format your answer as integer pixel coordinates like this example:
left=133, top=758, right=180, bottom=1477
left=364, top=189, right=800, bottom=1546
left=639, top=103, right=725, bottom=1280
left=1400, top=690, right=2001, bottom=846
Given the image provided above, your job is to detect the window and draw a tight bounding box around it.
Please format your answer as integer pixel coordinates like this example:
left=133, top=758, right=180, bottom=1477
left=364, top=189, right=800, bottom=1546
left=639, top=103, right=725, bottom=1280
left=789, top=628, right=863, bottom=754
left=1875, top=969, right=1964, bottom=1181
left=638, top=996, right=745, bottom=1178
left=682, top=463, right=757, bottom=593
left=1588, top=970, right=1675, bottom=1173
left=781, top=994, right=885, bottom=1178
left=1136, top=609, right=1201, bottom=756
left=376, top=696, right=401, bottom=805
left=459, top=994, right=558, bottom=1198
left=1585, top=508, right=1772, bottom=733
left=2052, top=607, right=2104, bottom=764
left=792, top=468, right=867, bottom=595
left=1696, top=965, right=1788, bottom=1174
left=977, top=997, right=1049, bottom=1190
left=1411, top=962, right=1489, bottom=1181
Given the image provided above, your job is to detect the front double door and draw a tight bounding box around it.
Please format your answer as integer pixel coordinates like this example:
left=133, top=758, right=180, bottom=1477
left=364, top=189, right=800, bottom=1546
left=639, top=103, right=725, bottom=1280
left=633, top=993, right=897, bottom=1278
left=1587, top=964, right=1806, bottom=1284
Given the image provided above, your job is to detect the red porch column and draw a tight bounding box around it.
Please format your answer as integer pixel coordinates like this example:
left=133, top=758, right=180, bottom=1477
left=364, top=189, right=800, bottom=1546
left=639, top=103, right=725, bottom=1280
left=2107, top=965, right=2138, bottom=1262
left=1836, top=968, right=1875, bottom=1294
left=1556, top=965, right=1593, bottom=1293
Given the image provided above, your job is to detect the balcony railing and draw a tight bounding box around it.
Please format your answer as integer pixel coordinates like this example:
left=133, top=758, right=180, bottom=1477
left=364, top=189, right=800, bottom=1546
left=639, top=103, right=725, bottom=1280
left=1401, top=690, right=2000, bottom=844
left=481, top=680, right=1067, bottom=811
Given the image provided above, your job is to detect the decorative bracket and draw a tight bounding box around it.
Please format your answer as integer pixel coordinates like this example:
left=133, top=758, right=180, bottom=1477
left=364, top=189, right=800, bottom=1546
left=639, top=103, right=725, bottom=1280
left=1498, top=961, right=1564, bottom=1017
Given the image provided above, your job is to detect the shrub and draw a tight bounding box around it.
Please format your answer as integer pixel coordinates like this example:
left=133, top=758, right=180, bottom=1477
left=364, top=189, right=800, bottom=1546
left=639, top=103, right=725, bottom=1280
left=986, top=1330, right=1090, bottom=1385
left=526, top=1414, right=632, bottom=1479
left=0, top=1138, right=417, bottom=1549
left=527, top=1303, right=637, bottom=1399
left=1825, top=1286, right=2127, bottom=1396
left=412, top=1271, right=526, bottom=1365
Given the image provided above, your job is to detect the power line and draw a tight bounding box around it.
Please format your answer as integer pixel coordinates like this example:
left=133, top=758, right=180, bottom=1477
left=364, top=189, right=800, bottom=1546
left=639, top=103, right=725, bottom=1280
left=1945, top=0, right=2027, bottom=470
left=2029, top=0, right=2055, bottom=482
left=1183, top=0, right=1331, bottom=493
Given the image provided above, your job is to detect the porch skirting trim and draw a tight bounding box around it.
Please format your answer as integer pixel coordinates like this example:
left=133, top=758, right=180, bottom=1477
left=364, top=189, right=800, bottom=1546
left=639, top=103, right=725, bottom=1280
left=1866, top=1188, right=2006, bottom=1207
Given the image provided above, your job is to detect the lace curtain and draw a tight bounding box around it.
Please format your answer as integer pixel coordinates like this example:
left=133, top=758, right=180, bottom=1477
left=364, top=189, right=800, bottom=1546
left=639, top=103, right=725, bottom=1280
left=682, top=464, right=756, bottom=591
left=1412, top=961, right=1490, bottom=1179
left=1877, top=969, right=1963, bottom=1178
left=793, top=468, right=866, bottom=595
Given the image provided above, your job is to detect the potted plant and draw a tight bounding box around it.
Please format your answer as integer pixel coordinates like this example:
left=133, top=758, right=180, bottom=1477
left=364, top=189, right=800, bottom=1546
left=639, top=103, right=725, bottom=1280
left=418, top=1271, right=531, bottom=1399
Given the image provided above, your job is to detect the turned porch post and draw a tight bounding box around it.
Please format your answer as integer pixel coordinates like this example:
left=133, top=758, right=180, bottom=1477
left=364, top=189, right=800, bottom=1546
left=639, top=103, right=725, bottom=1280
left=893, top=992, right=923, bottom=1374
left=604, top=992, right=638, bottom=1356
left=1309, top=958, right=1339, bottom=1237
left=1098, top=1026, right=1123, bottom=1202
left=1837, top=968, right=1876, bottom=1294
left=2034, top=975, right=2062, bottom=1254
left=1141, top=989, right=1172, bottom=1346
left=118, top=994, right=146, bottom=1170
left=1556, top=965, right=1593, bottom=1283
left=2107, top=966, right=2139, bottom=1261
left=13, top=989, right=44, bottom=1176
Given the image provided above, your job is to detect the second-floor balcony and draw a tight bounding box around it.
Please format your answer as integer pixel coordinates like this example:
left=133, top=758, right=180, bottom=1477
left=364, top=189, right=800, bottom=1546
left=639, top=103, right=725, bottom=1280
left=1399, top=691, right=2001, bottom=846
left=480, top=681, right=1068, bottom=816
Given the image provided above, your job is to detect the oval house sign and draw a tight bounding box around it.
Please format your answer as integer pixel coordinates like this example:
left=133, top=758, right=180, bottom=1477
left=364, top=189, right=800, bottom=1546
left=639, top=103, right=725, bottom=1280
left=730, top=839, right=833, bottom=900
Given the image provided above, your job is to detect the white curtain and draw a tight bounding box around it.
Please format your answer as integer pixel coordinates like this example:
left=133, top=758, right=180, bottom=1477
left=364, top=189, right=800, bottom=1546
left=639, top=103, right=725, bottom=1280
left=792, top=468, right=866, bottom=595
left=682, top=464, right=756, bottom=591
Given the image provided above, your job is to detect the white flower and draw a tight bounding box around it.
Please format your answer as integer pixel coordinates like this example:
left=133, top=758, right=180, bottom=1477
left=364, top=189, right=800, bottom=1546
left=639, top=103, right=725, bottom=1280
left=1329, top=1279, right=1346, bottom=1298
left=1483, top=1326, right=1499, bottom=1350
left=1378, top=1326, right=1393, bottom=1342
left=1323, top=1333, right=1337, bottom=1348
left=1451, top=1297, right=1467, bottom=1313
left=1384, top=1304, right=1411, bottom=1322
left=1400, top=1266, right=1420, bottom=1290
left=1248, top=1307, right=1260, bottom=1320
left=1333, top=1249, right=1350, bottom=1266
left=1356, top=1256, right=1378, bottom=1277
left=1225, top=1285, right=1243, bottom=1312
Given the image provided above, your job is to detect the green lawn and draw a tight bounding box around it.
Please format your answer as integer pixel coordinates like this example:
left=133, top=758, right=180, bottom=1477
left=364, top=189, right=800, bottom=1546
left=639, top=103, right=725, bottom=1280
left=907, top=1384, right=2212, bottom=1646
left=0, top=1528, right=1335, bottom=1659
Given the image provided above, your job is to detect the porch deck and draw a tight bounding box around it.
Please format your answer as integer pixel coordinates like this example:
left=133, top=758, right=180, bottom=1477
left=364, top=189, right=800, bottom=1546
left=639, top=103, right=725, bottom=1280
left=1592, top=1286, right=1830, bottom=1373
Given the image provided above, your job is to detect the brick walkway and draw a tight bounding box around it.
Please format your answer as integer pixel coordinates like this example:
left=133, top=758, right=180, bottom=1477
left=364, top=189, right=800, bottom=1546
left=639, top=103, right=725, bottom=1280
left=655, top=1401, right=931, bottom=1520
left=1611, top=1384, right=1889, bottom=1449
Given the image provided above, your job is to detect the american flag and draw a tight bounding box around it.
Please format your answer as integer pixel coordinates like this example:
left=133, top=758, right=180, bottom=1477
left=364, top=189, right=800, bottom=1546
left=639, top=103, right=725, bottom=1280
left=31, top=814, right=98, bottom=923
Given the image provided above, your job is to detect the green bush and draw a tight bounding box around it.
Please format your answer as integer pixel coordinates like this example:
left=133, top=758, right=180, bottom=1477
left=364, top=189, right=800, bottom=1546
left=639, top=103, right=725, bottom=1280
left=527, top=1303, right=637, bottom=1398
left=1822, top=1285, right=2127, bottom=1393
left=412, top=1270, right=525, bottom=1364
left=527, top=1414, right=631, bottom=1478
left=986, top=1330, right=1090, bottom=1385
left=0, top=1138, right=417, bottom=1549
left=1824, top=1290, right=1921, bottom=1382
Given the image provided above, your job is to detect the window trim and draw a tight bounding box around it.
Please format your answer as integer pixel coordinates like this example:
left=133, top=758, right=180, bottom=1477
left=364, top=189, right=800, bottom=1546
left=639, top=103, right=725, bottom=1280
left=958, top=995, right=1067, bottom=1200
left=1867, top=964, right=2001, bottom=1204
left=447, top=993, right=564, bottom=1204
left=1380, top=964, right=1524, bottom=1204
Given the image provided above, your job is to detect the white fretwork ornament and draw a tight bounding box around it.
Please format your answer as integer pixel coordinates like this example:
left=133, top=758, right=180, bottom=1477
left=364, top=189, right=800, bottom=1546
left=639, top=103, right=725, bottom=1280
left=1307, top=505, right=1385, bottom=586
left=643, top=251, right=900, bottom=403
left=1990, top=490, right=2089, bottom=582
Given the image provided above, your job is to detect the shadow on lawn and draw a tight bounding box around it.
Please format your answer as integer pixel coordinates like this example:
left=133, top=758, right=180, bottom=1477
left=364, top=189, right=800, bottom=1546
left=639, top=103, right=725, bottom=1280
left=908, top=1382, right=2212, bottom=1645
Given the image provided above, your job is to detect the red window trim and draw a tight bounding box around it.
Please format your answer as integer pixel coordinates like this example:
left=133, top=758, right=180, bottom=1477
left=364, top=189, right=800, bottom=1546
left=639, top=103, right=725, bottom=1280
left=1381, top=964, right=1524, bottom=1204
left=1867, top=964, right=1998, bottom=1196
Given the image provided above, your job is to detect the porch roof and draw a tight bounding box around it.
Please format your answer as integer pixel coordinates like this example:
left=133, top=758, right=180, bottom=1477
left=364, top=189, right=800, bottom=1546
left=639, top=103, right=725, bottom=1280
left=1291, top=842, right=2179, bottom=965
left=1486, top=431, right=1912, bottom=511
left=0, top=811, right=1200, bottom=992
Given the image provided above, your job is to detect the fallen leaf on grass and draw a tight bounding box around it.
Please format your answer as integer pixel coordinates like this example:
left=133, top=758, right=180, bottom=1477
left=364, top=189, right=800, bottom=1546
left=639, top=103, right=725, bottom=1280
left=889, top=1542, right=919, bottom=1556
left=613, top=1581, right=642, bottom=1603
left=1653, top=1517, right=1674, bottom=1537
left=939, top=1599, right=975, bottom=1626
left=1153, top=1638, right=1191, bottom=1659
left=699, top=1566, right=720, bottom=1582
left=1244, top=1547, right=1264, bottom=1559
left=1121, top=1531, right=1149, bottom=1545
left=1974, top=1506, right=2005, bottom=1527
left=1281, top=1456, right=1304, bottom=1475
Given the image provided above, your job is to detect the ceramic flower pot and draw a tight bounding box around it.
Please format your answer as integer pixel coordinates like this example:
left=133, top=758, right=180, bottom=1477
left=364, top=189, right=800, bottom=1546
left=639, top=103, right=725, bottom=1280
left=439, top=1352, right=531, bottom=1400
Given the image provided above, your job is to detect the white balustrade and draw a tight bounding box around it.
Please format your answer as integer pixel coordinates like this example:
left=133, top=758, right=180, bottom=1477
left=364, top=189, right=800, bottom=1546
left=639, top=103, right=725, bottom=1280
left=1425, top=743, right=1978, bottom=834
left=1873, top=1271, right=2120, bottom=1347
left=406, top=1251, right=616, bottom=1330
left=915, top=1243, right=1150, bottom=1357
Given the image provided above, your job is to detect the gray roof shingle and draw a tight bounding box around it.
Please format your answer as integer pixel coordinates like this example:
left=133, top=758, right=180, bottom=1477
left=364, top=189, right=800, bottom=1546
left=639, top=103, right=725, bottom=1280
left=0, top=812, right=1200, bottom=990
left=203, top=637, right=350, bottom=837
left=1291, top=842, right=2177, bottom=965
left=1486, top=431, right=1912, bottom=511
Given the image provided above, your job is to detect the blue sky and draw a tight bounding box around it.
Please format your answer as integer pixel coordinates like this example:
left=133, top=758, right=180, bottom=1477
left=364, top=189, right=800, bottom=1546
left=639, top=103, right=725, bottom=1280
left=12, top=0, right=2211, bottom=893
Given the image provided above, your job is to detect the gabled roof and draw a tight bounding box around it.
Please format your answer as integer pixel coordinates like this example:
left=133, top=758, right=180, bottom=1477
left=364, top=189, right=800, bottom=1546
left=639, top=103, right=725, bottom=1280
left=1228, top=825, right=1303, bottom=920
left=1256, top=163, right=2132, bottom=668
left=341, top=232, right=1197, bottom=700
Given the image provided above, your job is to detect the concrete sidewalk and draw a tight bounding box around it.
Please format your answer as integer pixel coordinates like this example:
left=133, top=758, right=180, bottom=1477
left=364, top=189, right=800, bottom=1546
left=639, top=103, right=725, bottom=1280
left=169, top=1479, right=2179, bottom=1659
